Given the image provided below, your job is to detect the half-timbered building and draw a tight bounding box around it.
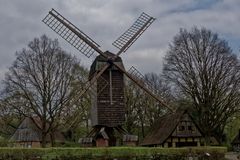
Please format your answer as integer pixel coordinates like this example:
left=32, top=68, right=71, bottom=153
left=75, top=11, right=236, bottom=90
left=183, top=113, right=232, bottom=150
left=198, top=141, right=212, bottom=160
left=141, top=110, right=204, bottom=147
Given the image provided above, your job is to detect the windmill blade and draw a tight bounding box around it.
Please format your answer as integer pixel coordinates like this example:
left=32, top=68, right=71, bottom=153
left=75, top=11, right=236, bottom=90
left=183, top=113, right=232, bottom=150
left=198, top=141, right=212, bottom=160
left=76, top=63, right=110, bottom=99
left=113, top=63, right=173, bottom=112
left=89, top=75, right=108, bottom=97
left=112, top=12, right=155, bottom=56
left=42, top=9, right=106, bottom=58
left=63, top=76, right=108, bottom=131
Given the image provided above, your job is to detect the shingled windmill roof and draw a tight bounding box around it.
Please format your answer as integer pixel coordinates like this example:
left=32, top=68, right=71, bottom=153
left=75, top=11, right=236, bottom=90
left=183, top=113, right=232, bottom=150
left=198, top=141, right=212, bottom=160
left=10, top=117, right=64, bottom=143
left=89, top=51, right=124, bottom=79
left=141, top=110, right=203, bottom=146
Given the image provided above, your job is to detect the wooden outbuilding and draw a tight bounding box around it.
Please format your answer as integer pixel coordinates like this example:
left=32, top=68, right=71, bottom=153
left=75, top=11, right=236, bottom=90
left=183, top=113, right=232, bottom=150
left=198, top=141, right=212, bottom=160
left=10, top=117, right=65, bottom=148
left=141, top=110, right=204, bottom=147
left=78, top=137, right=93, bottom=147
left=123, top=135, right=138, bottom=146
left=95, top=128, right=109, bottom=147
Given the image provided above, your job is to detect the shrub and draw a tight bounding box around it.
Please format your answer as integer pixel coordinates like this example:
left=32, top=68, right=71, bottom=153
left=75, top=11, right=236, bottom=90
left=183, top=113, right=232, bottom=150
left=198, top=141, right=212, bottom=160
left=0, top=147, right=227, bottom=160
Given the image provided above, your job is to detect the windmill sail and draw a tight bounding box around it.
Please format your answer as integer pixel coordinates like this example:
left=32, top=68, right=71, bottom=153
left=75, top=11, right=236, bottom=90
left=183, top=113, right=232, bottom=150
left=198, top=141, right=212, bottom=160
left=128, top=66, right=158, bottom=95
left=89, top=75, right=108, bottom=97
left=113, top=63, right=173, bottom=112
left=112, top=12, right=155, bottom=56
left=75, top=64, right=110, bottom=99
left=42, top=9, right=103, bottom=58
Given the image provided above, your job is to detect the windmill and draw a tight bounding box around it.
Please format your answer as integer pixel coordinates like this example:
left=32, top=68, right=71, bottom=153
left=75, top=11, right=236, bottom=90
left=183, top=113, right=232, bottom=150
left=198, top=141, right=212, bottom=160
left=42, top=9, right=173, bottom=146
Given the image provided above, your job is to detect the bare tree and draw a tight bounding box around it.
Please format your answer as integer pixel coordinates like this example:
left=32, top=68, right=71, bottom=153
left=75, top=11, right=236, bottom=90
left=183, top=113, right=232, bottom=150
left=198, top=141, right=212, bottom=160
left=124, top=80, right=147, bottom=138
left=124, top=73, right=173, bottom=139
left=163, top=27, right=240, bottom=143
left=1, top=35, right=84, bottom=147
left=144, top=73, right=174, bottom=126
left=0, top=100, right=22, bottom=137
left=124, top=80, right=138, bottom=134
left=60, top=64, right=91, bottom=141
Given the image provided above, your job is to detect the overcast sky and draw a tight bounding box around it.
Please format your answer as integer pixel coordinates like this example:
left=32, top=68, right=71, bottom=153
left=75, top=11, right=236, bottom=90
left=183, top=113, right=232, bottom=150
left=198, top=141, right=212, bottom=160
left=0, top=0, right=240, bottom=83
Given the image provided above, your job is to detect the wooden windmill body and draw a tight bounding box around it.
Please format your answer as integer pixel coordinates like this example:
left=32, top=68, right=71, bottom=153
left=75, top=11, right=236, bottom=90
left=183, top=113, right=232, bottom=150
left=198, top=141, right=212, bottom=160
left=43, top=9, right=173, bottom=146
left=89, top=51, right=125, bottom=128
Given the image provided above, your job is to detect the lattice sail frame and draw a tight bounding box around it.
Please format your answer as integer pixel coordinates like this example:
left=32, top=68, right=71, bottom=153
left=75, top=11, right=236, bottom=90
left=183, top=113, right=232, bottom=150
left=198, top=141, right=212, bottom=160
left=42, top=9, right=101, bottom=58
left=128, top=66, right=159, bottom=96
left=112, top=12, right=155, bottom=53
left=89, top=75, right=108, bottom=97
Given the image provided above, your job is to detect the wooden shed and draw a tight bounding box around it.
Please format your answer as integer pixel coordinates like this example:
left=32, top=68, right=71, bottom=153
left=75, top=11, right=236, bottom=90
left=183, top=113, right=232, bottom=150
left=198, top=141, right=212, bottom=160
left=78, top=137, right=93, bottom=147
left=141, top=110, right=204, bottom=147
left=95, top=127, right=110, bottom=147
left=123, top=135, right=138, bottom=146
left=10, top=117, right=65, bottom=148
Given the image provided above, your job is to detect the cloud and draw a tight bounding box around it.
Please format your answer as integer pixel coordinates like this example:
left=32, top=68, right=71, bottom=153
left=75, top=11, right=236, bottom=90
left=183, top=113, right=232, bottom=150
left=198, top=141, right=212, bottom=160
left=0, top=0, right=239, bottom=84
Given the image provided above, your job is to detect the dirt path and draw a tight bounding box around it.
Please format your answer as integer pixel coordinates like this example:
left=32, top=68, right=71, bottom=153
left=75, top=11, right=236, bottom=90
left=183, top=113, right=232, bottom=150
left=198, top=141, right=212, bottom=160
left=225, top=152, right=239, bottom=160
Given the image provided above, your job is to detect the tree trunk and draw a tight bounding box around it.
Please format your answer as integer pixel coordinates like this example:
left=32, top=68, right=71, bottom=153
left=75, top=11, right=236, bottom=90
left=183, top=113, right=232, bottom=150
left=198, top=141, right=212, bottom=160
left=50, top=130, right=55, bottom=147
left=86, top=119, right=89, bottom=134
left=204, top=129, right=211, bottom=146
left=41, top=132, right=47, bottom=148
left=41, top=120, right=48, bottom=148
left=141, top=120, right=145, bottom=138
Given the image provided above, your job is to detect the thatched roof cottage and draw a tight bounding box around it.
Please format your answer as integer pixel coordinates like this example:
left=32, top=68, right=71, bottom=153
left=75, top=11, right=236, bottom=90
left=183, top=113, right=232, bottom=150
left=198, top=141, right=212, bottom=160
left=10, top=117, right=64, bottom=148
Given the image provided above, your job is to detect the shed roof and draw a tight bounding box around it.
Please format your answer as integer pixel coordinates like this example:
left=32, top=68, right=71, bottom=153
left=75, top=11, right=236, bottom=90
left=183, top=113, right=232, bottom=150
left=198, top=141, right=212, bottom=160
left=123, top=134, right=138, bottom=142
left=96, top=127, right=109, bottom=140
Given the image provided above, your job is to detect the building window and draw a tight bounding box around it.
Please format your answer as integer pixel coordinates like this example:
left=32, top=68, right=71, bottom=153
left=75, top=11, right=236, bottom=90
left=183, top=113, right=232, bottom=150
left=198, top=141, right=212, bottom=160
left=179, top=126, right=185, bottom=131
left=188, top=126, right=193, bottom=131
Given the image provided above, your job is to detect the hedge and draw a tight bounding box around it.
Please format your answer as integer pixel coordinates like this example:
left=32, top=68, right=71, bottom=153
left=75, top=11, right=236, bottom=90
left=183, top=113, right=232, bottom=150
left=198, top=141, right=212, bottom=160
left=0, top=146, right=227, bottom=160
